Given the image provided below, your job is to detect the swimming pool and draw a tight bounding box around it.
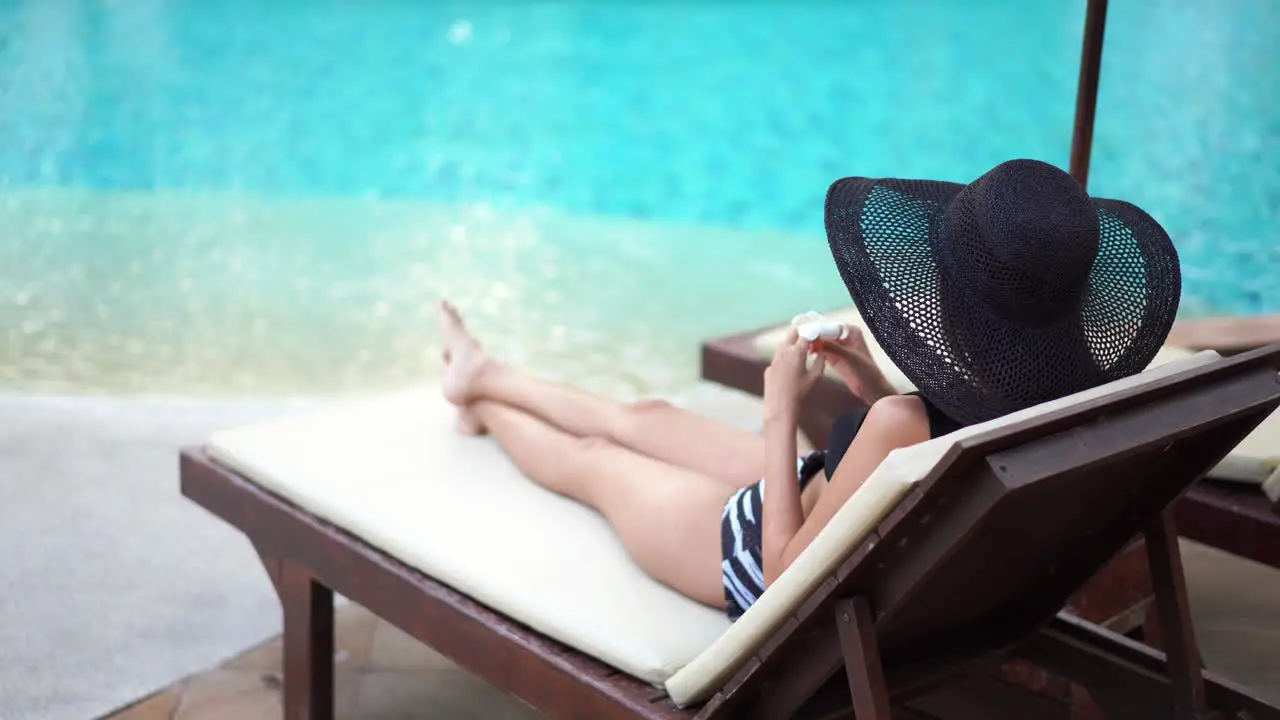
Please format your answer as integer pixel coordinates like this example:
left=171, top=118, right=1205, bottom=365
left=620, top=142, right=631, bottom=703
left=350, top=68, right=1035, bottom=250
left=1, top=0, right=1277, bottom=395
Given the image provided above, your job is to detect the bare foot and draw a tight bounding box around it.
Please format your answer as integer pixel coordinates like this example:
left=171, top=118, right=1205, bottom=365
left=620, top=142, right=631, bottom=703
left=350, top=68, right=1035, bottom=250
left=455, top=404, right=488, bottom=436
left=437, top=299, right=490, bottom=407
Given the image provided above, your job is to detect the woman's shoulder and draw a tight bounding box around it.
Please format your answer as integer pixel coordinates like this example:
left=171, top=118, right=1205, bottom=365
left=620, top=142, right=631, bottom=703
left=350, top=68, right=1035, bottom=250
left=861, top=394, right=933, bottom=443
left=867, top=393, right=929, bottom=420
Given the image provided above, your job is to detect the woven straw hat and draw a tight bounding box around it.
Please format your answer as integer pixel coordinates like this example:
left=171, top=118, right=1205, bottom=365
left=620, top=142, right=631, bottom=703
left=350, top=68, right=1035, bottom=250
left=824, top=158, right=1181, bottom=425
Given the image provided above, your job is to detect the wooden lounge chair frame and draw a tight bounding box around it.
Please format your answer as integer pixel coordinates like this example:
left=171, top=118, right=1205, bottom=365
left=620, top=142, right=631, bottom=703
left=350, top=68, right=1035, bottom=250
left=181, top=346, right=1280, bottom=719
left=699, top=317, right=1280, bottom=571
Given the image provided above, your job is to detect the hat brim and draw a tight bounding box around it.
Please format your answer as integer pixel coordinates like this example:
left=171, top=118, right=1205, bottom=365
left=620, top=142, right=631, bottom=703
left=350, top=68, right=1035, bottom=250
left=824, top=175, right=1181, bottom=426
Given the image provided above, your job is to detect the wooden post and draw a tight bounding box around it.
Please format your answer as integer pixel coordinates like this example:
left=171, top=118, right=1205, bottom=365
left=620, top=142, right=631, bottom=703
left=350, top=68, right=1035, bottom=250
left=836, top=597, right=892, bottom=719
left=1069, top=0, right=1109, bottom=189
left=279, top=561, right=336, bottom=720
left=1145, top=511, right=1213, bottom=720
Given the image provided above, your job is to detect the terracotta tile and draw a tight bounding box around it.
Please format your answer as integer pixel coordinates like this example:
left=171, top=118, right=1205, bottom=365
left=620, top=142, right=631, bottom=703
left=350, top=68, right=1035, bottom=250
left=177, top=683, right=280, bottom=720
left=222, top=636, right=283, bottom=673
left=176, top=669, right=265, bottom=712
left=104, top=686, right=183, bottom=720
left=174, top=667, right=360, bottom=719
left=224, top=602, right=381, bottom=672
left=352, top=668, right=543, bottom=719
left=366, top=621, right=456, bottom=671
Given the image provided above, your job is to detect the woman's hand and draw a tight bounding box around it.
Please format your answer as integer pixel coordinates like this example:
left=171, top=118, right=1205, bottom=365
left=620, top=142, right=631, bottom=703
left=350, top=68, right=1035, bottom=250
left=819, top=325, right=897, bottom=404
left=763, top=329, right=826, bottom=424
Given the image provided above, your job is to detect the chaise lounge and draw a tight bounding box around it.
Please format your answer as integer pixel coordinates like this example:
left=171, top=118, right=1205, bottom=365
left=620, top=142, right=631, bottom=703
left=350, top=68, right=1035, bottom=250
left=181, top=345, right=1280, bottom=719
left=701, top=308, right=1280, bottom=570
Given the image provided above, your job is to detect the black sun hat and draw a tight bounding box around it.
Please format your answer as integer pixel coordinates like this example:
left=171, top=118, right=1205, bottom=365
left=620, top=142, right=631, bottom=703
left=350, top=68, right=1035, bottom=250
left=825, top=158, right=1181, bottom=426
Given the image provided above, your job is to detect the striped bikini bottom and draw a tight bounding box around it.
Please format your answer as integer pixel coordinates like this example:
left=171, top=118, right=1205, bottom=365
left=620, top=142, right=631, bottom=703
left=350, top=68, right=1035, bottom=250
left=720, top=450, right=826, bottom=620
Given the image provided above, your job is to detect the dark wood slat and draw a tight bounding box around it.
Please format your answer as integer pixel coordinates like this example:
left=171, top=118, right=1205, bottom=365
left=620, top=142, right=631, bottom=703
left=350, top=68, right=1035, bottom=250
left=1175, top=480, right=1280, bottom=569
left=1166, top=315, right=1280, bottom=355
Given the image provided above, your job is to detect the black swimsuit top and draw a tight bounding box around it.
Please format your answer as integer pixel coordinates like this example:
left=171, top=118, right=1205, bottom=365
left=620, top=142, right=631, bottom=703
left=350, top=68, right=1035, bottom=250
left=798, top=392, right=966, bottom=489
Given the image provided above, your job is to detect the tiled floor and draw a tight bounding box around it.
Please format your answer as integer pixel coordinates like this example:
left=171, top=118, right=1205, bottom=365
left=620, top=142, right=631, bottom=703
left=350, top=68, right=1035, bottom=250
left=102, top=540, right=1280, bottom=719
left=103, top=601, right=542, bottom=720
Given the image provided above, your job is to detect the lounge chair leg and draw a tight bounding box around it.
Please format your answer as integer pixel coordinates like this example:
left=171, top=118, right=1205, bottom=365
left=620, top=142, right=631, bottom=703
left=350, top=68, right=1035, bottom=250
left=835, top=597, right=892, bottom=719
left=1143, top=510, right=1213, bottom=720
left=277, top=558, right=335, bottom=720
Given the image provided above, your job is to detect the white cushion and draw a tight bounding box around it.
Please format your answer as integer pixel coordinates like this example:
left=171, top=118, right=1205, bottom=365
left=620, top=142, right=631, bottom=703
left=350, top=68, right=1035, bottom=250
left=1205, top=408, right=1280, bottom=487
left=1265, top=469, right=1280, bottom=504
left=750, top=308, right=1276, bottom=486
left=204, top=389, right=732, bottom=687
left=663, top=349, right=1223, bottom=705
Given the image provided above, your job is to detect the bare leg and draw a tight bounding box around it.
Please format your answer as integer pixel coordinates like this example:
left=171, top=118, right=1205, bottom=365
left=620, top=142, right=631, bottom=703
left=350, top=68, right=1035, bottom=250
left=439, top=300, right=766, bottom=487
left=472, top=399, right=730, bottom=608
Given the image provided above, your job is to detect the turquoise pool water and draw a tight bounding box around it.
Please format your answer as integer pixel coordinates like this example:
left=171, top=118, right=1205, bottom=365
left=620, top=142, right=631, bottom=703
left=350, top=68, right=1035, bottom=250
left=1, top=0, right=1277, bottom=395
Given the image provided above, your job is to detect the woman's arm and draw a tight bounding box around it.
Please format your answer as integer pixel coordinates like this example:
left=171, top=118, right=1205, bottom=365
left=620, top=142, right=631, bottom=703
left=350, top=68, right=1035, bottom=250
left=766, top=395, right=932, bottom=584
left=760, top=407, right=804, bottom=586
left=758, top=331, right=827, bottom=585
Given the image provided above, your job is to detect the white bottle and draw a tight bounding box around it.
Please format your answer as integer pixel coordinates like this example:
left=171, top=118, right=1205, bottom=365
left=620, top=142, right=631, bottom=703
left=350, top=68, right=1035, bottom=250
left=790, top=311, right=847, bottom=342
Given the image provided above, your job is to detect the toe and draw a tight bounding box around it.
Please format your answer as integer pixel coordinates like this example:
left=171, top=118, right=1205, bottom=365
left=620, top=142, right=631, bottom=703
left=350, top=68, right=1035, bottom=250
left=437, top=300, right=462, bottom=335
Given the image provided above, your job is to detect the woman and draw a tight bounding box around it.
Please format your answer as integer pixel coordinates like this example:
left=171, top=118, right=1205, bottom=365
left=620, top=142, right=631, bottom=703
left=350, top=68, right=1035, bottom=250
left=436, top=159, right=1181, bottom=620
